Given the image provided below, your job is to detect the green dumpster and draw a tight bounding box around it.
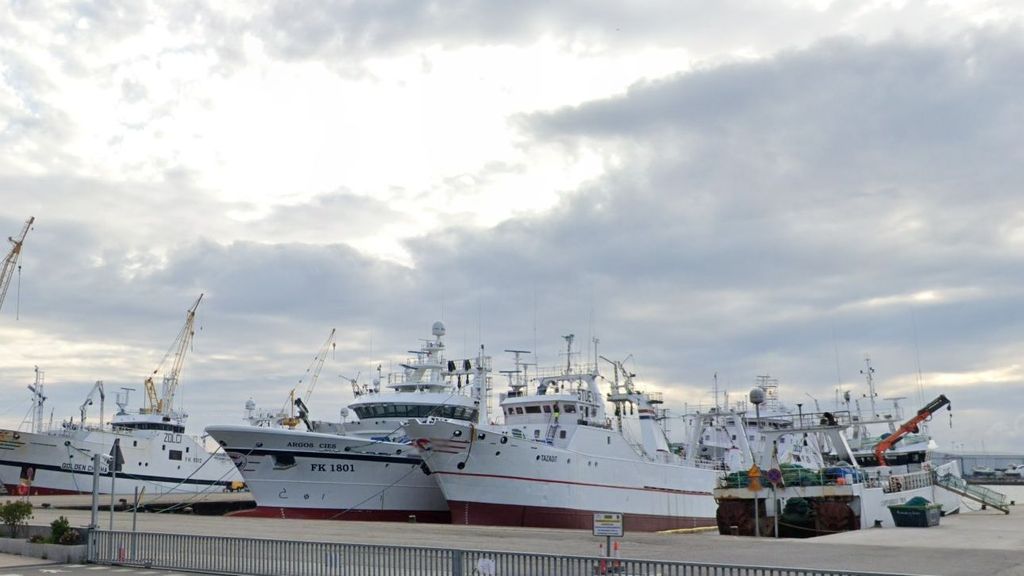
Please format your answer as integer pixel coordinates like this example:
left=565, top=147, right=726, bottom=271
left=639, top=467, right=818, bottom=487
left=888, top=497, right=942, bottom=527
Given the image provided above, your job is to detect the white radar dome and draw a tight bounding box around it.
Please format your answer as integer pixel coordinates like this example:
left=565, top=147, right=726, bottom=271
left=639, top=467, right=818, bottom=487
left=432, top=321, right=446, bottom=337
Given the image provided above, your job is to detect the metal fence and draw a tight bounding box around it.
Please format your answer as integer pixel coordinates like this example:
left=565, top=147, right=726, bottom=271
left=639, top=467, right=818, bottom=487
left=88, top=530, right=920, bottom=576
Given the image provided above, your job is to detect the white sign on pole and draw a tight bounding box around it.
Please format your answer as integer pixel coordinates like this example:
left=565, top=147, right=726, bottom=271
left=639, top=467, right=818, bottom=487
left=592, top=512, right=624, bottom=537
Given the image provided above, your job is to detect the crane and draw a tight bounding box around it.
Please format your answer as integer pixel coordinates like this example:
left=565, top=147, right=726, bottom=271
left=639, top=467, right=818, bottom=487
left=873, top=394, right=951, bottom=466
left=278, top=328, right=336, bottom=428
left=0, top=216, right=34, bottom=315
left=79, top=380, right=105, bottom=427
left=142, top=294, right=203, bottom=415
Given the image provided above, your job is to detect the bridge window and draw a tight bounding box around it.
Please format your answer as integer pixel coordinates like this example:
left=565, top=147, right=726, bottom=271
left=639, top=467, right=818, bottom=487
left=564, top=404, right=576, bottom=414
left=525, top=406, right=541, bottom=414
left=542, top=406, right=551, bottom=413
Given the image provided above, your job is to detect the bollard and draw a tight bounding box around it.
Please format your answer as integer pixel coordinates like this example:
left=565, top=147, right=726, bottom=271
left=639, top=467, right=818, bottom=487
left=730, top=525, right=739, bottom=536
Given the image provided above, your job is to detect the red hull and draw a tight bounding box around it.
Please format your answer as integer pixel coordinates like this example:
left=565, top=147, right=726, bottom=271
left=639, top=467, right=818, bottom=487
left=448, top=501, right=716, bottom=532
left=228, top=506, right=451, bottom=523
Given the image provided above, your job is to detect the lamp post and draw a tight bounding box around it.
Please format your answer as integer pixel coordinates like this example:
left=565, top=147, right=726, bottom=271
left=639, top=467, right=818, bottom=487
left=749, top=387, right=765, bottom=537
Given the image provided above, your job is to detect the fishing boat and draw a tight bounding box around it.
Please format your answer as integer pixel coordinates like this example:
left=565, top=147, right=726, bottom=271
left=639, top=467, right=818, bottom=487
left=681, top=375, right=825, bottom=473
left=0, top=296, right=241, bottom=495
left=714, top=393, right=964, bottom=536
left=404, top=336, right=724, bottom=532
left=206, top=321, right=489, bottom=522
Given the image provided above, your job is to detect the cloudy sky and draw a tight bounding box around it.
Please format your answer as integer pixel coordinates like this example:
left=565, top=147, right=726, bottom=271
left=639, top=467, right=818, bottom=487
left=2, top=1, right=1022, bottom=453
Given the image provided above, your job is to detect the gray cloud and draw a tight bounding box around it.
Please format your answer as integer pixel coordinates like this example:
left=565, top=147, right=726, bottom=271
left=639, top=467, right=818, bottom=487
left=2, top=27, right=1023, bottom=450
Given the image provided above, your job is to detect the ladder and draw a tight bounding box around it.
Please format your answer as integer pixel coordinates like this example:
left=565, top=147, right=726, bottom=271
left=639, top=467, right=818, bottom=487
left=934, top=472, right=1011, bottom=514
left=544, top=423, right=559, bottom=444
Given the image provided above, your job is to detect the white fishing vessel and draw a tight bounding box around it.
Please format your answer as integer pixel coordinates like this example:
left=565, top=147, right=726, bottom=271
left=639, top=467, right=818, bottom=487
left=404, top=336, right=724, bottom=532
left=206, top=321, right=490, bottom=522
left=682, top=375, right=826, bottom=473
left=0, top=296, right=241, bottom=495
left=714, top=390, right=964, bottom=536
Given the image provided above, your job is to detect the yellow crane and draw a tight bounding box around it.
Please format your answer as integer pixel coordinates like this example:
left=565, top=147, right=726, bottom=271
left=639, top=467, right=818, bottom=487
left=0, top=216, right=34, bottom=315
left=142, top=294, right=203, bottom=415
left=278, top=328, right=336, bottom=428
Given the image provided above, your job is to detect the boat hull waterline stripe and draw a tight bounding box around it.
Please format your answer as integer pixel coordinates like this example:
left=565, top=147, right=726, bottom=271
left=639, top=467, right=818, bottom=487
left=223, top=448, right=420, bottom=466
left=0, top=459, right=231, bottom=487
left=436, top=470, right=713, bottom=496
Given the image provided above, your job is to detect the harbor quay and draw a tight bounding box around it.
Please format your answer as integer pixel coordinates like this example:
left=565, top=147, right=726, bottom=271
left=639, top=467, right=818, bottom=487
left=16, top=499, right=1024, bottom=576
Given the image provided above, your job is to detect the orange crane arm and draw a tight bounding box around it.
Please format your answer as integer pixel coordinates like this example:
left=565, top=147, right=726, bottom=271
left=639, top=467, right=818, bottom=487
left=873, top=394, right=950, bottom=466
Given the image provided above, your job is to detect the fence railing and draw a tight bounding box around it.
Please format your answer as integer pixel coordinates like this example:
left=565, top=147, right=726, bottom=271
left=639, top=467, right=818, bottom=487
left=88, top=530, right=924, bottom=576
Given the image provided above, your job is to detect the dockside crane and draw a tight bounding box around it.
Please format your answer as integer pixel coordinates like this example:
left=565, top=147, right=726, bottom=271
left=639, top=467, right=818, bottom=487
left=279, top=328, right=337, bottom=429
left=0, top=216, right=34, bottom=315
left=142, top=294, right=203, bottom=415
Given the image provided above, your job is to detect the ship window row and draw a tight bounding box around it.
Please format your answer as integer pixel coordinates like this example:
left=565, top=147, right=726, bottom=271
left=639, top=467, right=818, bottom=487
left=118, top=423, right=186, bottom=433
left=352, top=404, right=478, bottom=421
left=505, top=403, right=580, bottom=416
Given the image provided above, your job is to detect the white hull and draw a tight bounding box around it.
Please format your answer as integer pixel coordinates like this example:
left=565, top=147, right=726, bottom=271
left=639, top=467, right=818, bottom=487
left=406, top=418, right=723, bottom=531
left=0, top=427, right=239, bottom=495
left=206, top=425, right=450, bottom=521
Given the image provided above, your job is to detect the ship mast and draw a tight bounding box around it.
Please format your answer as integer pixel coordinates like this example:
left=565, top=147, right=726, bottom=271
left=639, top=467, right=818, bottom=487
left=860, top=357, right=878, bottom=419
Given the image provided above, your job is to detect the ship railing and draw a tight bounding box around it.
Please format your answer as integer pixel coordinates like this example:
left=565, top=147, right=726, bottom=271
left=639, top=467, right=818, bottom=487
left=718, top=465, right=868, bottom=490
left=790, top=410, right=854, bottom=430
left=88, top=529, right=914, bottom=576
left=883, top=469, right=933, bottom=493
left=693, top=457, right=728, bottom=471
left=532, top=363, right=599, bottom=380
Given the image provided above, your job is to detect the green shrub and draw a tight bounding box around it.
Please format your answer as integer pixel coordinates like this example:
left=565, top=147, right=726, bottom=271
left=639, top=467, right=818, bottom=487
left=0, top=501, right=33, bottom=538
left=49, top=516, right=71, bottom=544
left=28, top=534, right=45, bottom=543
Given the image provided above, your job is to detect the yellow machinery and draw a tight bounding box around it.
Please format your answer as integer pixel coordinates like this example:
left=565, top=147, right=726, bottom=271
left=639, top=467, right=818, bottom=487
left=142, top=294, right=203, bottom=415
left=0, top=216, right=34, bottom=315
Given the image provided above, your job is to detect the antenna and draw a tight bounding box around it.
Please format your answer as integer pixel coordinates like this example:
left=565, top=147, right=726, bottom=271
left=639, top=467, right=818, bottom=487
left=911, top=309, right=926, bottom=405
left=860, top=357, right=878, bottom=418
left=562, top=334, right=574, bottom=374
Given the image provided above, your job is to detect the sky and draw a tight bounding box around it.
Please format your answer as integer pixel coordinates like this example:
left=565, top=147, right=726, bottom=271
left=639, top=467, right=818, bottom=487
left=1, top=0, right=1023, bottom=453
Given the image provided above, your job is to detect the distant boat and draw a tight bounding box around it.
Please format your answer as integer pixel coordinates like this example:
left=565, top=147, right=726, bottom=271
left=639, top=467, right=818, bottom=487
left=972, top=466, right=996, bottom=477
left=1002, top=464, right=1024, bottom=477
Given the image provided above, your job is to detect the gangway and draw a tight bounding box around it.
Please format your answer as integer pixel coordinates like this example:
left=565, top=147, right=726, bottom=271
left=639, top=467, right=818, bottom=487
left=934, top=471, right=1011, bottom=514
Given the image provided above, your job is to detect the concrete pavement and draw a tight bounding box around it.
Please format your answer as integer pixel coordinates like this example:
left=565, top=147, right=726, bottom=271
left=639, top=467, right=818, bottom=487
left=14, top=503, right=1024, bottom=576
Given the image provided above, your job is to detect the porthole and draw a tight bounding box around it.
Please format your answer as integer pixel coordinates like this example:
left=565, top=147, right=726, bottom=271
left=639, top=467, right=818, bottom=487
left=500, top=436, right=508, bottom=444
left=457, top=462, right=466, bottom=470
left=453, top=430, right=463, bottom=437
left=477, top=433, right=486, bottom=440
left=495, top=451, right=501, bottom=456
